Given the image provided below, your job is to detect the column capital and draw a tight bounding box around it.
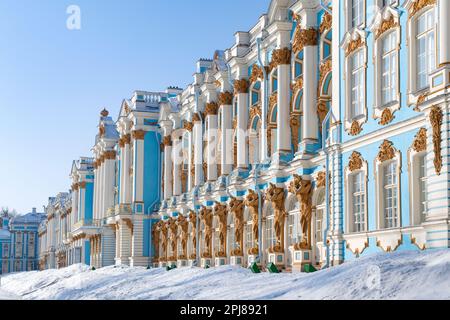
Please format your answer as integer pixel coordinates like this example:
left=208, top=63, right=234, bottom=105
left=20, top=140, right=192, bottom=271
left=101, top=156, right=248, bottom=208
left=218, top=91, right=233, bottom=106
left=79, top=181, right=87, bottom=189
left=183, top=121, right=194, bottom=132
left=205, top=102, right=219, bottom=116
left=162, top=135, right=172, bottom=147
left=132, top=130, right=146, bottom=140
left=104, top=150, right=117, bottom=160
left=234, top=79, right=249, bottom=95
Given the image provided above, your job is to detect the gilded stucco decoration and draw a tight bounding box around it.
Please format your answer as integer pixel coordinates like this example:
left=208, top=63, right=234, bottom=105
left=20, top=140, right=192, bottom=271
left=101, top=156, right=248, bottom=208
left=265, top=183, right=286, bottom=253
left=244, top=189, right=259, bottom=255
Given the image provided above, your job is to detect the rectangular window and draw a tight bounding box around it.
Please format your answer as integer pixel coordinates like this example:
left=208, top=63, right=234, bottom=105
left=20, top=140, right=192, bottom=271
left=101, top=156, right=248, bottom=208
left=265, top=218, right=275, bottom=250
left=245, top=224, right=253, bottom=251
left=351, top=0, right=364, bottom=28
left=384, top=162, right=399, bottom=228
left=381, top=32, right=398, bottom=105
left=419, top=154, right=427, bottom=222
left=417, top=9, right=436, bottom=90
left=351, top=50, right=364, bottom=118
left=2, top=244, right=9, bottom=258
left=316, top=209, right=324, bottom=242
left=352, top=172, right=366, bottom=232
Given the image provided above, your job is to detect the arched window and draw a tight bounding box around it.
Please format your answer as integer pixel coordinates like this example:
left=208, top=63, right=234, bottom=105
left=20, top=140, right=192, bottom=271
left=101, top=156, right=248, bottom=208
left=271, top=70, right=278, bottom=93
left=321, top=31, right=332, bottom=62
left=294, top=51, right=303, bottom=79
left=251, top=81, right=261, bottom=106
left=249, top=116, right=261, bottom=165
left=416, top=8, right=436, bottom=91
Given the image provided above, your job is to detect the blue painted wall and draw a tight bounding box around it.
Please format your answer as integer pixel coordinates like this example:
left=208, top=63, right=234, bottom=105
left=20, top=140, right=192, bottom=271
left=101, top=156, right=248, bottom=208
left=85, top=182, right=94, bottom=220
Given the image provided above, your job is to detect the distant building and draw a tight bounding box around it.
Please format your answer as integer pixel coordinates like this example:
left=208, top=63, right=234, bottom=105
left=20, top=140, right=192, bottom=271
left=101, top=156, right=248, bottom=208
left=0, top=208, right=46, bottom=274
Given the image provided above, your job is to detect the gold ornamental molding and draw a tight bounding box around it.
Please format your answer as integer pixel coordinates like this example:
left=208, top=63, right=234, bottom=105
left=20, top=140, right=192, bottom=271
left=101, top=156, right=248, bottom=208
left=290, top=114, right=300, bottom=153
left=79, top=181, right=87, bottom=189
left=271, top=47, right=292, bottom=68
left=319, top=12, right=332, bottom=34
left=412, top=128, right=427, bottom=153
left=293, top=28, right=318, bottom=54
left=318, top=59, right=332, bottom=96
left=119, top=134, right=131, bottom=148
left=349, top=120, right=363, bottom=136
left=168, top=218, right=178, bottom=261
left=375, top=15, right=399, bottom=40
left=99, top=125, right=106, bottom=138
left=234, top=79, right=249, bottom=95
left=183, top=121, right=194, bottom=132
left=265, top=183, right=286, bottom=253
left=188, top=210, right=197, bottom=258
left=379, top=108, right=395, bottom=126
left=349, top=151, right=364, bottom=172
left=317, top=100, right=329, bottom=126
left=244, top=190, right=259, bottom=255
left=288, top=175, right=313, bottom=250
left=71, top=183, right=79, bottom=191
left=132, top=130, right=146, bottom=140
left=345, top=37, right=364, bottom=57
left=218, top=91, right=233, bottom=106
left=104, top=150, right=117, bottom=160
left=199, top=206, right=213, bottom=259
left=269, top=92, right=278, bottom=110
left=162, top=135, right=172, bottom=147
left=249, top=64, right=264, bottom=84
left=192, top=112, right=203, bottom=123
left=291, top=77, right=303, bottom=95
left=249, top=105, right=262, bottom=119
left=409, top=0, right=436, bottom=19
left=316, top=171, right=327, bottom=188
left=377, top=140, right=397, bottom=163
left=205, top=102, right=219, bottom=116
left=430, top=106, right=443, bottom=175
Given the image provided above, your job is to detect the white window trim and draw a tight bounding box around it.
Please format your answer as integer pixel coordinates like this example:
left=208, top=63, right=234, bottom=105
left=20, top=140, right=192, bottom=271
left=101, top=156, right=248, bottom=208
left=406, top=4, right=438, bottom=105
left=345, top=159, right=369, bottom=234
left=374, top=149, right=402, bottom=230
left=408, top=148, right=427, bottom=227
left=345, top=0, right=366, bottom=32
left=342, top=30, right=368, bottom=132
left=371, top=9, right=401, bottom=120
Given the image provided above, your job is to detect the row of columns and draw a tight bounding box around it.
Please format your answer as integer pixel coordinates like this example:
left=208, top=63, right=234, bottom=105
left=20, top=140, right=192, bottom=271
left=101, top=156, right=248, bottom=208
left=93, top=150, right=116, bottom=220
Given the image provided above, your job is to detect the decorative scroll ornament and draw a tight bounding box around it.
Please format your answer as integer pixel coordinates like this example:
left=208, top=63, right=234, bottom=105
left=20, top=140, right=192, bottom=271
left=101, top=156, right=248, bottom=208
left=234, top=79, right=249, bottom=95
left=228, top=197, right=245, bottom=256
left=249, top=64, right=264, bottom=84
left=293, top=28, right=318, bottom=54
left=317, top=100, right=329, bottom=126
left=291, top=77, right=303, bottom=94
left=265, top=183, right=286, bottom=253
left=430, top=106, right=443, bottom=175
left=377, top=140, right=396, bottom=163
left=345, top=36, right=364, bottom=57
left=271, top=47, right=292, bottom=68
left=379, top=108, right=395, bottom=126
left=350, top=120, right=363, bottom=136
left=183, top=121, right=194, bottom=132
left=290, top=114, right=300, bottom=153
left=214, top=202, right=228, bottom=257
left=249, top=105, right=262, bottom=119
left=200, top=206, right=213, bottom=259
left=162, top=135, right=172, bottom=147
left=244, top=190, right=259, bottom=255
left=218, top=91, right=233, bottom=106
left=177, top=215, right=189, bottom=260
left=205, top=102, right=219, bottom=116
left=288, top=175, right=313, bottom=250
left=168, top=218, right=178, bottom=261
left=412, top=128, right=427, bottom=153
left=188, top=210, right=197, bottom=259
left=132, top=130, right=146, bottom=140
left=375, top=15, right=398, bottom=40
left=269, top=92, right=278, bottom=110
left=409, top=0, right=436, bottom=19
left=319, top=12, right=332, bottom=34
left=349, top=151, right=364, bottom=172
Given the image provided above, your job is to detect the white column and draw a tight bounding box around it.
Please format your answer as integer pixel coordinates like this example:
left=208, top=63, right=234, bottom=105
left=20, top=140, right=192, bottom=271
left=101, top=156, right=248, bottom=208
left=439, top=0, right=450, bottom=66
left=132, top=131, right=146, bottom=206
left=193, top=118, right=204, bottom=185
left=206, top=108, right=218, bottom=181
left=301, top=13, right=319, bottom=147
left=276, top=55, right=292, bottom=153
left=163, top=137, right=173, bottom=199
left=123, top=136, right=132, bottom=204
left=260, top=75, right=269, bottom=162
left=173, top=137, right=182, bottom=196
left=221, top=102, right=233, bottom=175
left=78, top=184, right=86, bottom=221
left=187, top=128, right=194, bottom=189
left=103, top=151, right=116, bottom=218
left=235, top=80, right=249, bottom=169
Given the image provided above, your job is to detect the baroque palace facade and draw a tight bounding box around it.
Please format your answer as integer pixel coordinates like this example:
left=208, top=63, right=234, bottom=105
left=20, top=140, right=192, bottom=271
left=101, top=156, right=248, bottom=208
left=38, top=0, right=450, bottom=272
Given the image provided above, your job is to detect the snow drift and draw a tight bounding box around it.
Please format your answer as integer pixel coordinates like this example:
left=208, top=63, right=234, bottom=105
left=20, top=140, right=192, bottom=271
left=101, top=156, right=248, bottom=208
left=1, top=249, right=449, bottom=300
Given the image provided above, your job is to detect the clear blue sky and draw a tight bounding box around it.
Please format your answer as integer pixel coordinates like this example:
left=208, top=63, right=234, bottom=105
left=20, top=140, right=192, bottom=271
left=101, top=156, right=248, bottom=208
left=0, top=0, right=269, bottom=214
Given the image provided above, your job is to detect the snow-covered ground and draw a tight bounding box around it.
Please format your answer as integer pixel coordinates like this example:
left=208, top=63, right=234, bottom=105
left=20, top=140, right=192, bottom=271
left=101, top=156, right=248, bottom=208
left=1, top=249, right=449, bottom=300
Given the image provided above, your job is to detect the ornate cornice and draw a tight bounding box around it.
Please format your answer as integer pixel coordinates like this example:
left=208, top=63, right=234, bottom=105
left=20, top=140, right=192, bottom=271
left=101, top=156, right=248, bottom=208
left=377, top=140, right=396, bottom=163
left=293, top=28, right=318, bottom=54
left=234, top=79, right=249, bottom=94
left=132, top=130, right=146, bottom=140
left=412, top=128, right=427, bottom=153
left=218, top=91, right=233, bottom=106
left=430, top=106, right=443, bottom=175
left=375, top=15, right=399, bottom=40
left=205, top=102, right=219, bottom=116
left=409, top=0, right=436, bottom=19
left=79, top=181, right=87, bottom=189
left=349, top=151, right=364, bottom=172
